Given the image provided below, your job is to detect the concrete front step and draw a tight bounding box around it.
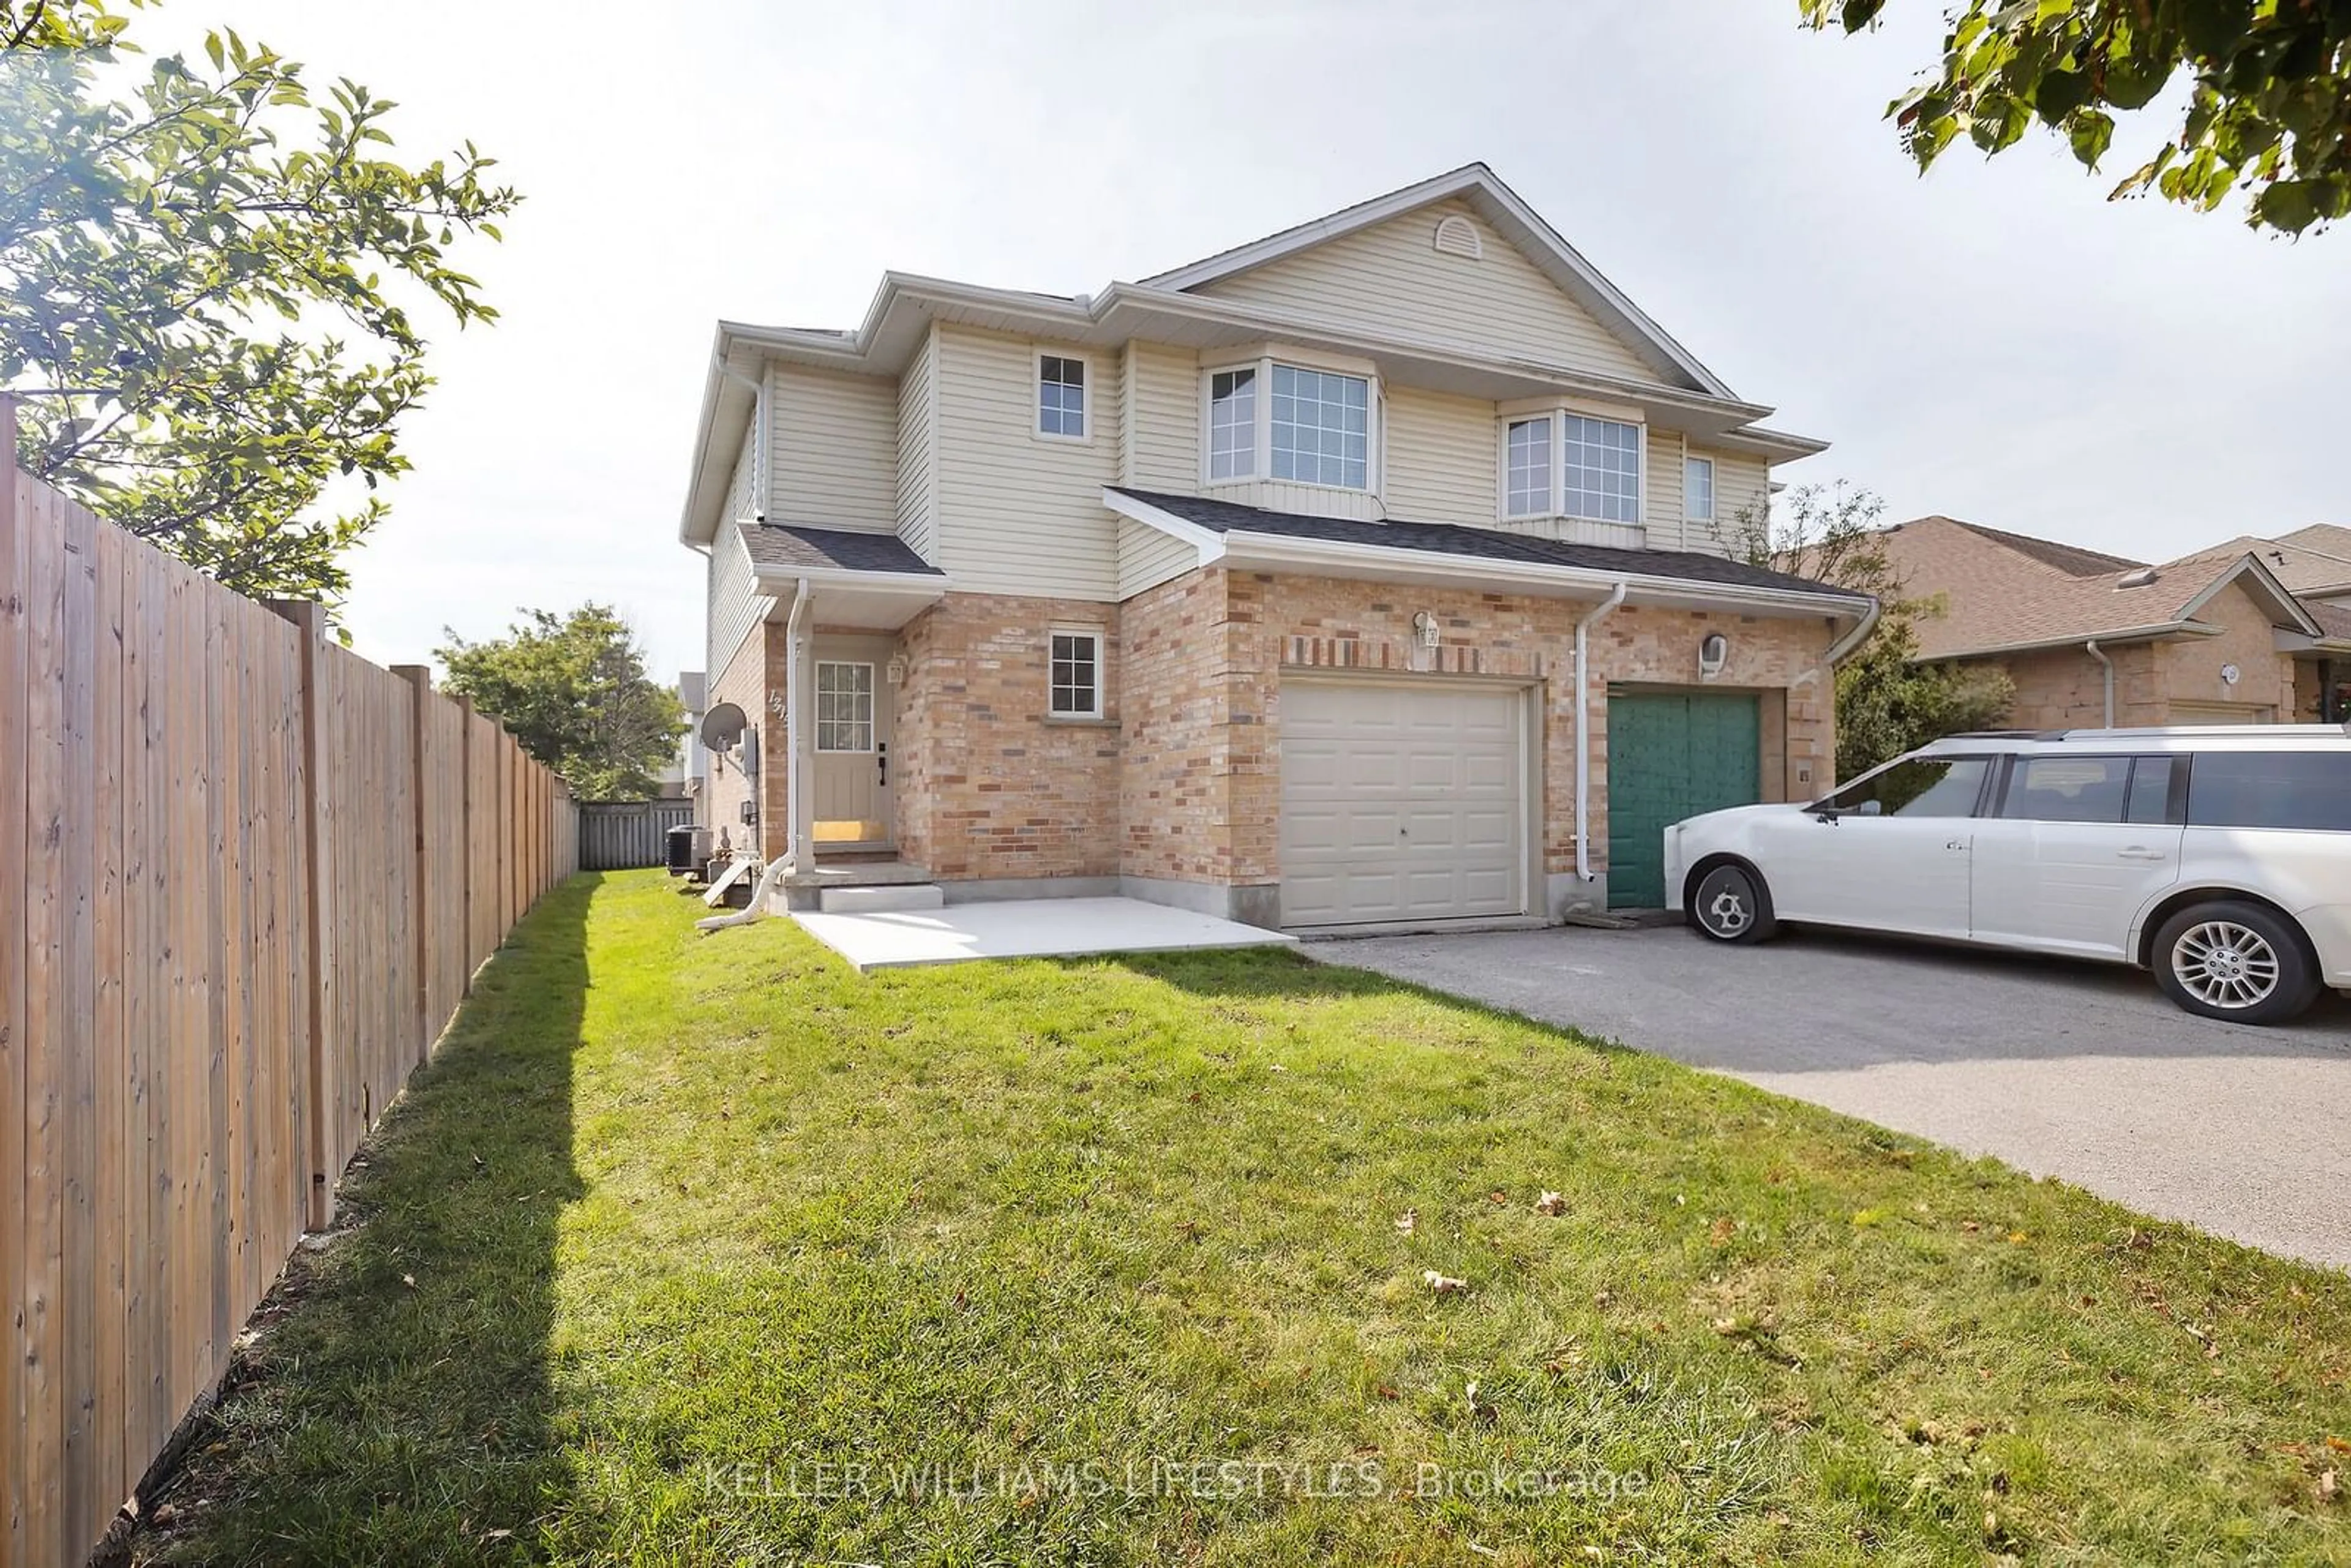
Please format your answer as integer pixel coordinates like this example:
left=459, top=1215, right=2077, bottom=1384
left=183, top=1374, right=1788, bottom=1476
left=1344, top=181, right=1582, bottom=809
left=819, top=883, right=946, bottom=914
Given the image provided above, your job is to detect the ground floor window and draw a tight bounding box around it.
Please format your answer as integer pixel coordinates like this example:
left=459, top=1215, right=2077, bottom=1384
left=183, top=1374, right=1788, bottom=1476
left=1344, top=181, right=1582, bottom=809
left=1049, top=630, right=1103, bottom=718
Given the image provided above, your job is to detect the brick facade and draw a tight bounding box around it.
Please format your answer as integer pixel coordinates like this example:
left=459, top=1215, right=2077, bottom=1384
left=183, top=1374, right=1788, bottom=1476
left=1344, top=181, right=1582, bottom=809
left=702, top=619, right=789, bottom=861
left=738, top=574, right=1842, bottom=914
left=893, top=594, right=1122, bottom=880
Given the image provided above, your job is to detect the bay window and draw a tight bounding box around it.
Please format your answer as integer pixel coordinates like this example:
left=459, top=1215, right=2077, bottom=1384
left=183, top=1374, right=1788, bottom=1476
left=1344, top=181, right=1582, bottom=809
left=1204, top=357, right=1376, bottom=491
left=1499, top=409, right=1644, bottom=525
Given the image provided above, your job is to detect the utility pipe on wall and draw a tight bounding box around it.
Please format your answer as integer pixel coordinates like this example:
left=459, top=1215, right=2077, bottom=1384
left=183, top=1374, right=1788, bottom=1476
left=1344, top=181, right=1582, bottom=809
left=1573, top=581, right=1630, bottom=883
left=697, top=576, right=811, bottom=935
left=2085, top=638, right=2115, bottom=727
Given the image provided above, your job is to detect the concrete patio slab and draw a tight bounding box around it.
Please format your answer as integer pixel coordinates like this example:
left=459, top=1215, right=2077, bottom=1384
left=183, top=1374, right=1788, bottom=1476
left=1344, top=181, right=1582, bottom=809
left=792, top=896, right=1296, bottom=972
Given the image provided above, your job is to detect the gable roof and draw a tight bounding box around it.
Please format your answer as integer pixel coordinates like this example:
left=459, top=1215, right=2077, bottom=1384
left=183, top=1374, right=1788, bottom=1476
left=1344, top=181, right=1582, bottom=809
left=2279, top=523, right=2351, bottom=561
left=1878, top=516, right=2319, bottom=658
left=1107, top=487, right=1870, bottom=609
left=679, top=165, right=1829, bottom=548
left=1139, top=163, right=1733, bottom=400
left=2169, top=531, right=2351, bottom=596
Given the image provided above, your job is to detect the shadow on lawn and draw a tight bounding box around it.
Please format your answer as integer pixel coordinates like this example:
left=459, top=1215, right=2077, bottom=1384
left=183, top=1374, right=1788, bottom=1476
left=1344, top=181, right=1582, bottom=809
left=152, top=876, right=598, bottom=1566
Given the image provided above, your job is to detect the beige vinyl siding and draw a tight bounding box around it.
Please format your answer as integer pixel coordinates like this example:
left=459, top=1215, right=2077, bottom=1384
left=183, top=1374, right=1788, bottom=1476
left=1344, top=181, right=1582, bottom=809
left=1382, top=384, right=1496, bottom=527
left=1206, top=479, right=1382, bottom=522
left=1695, top=446, right=1768, bottom=558
left=705, top=522, right=767, bottom=680
left=1122, top=340, right=1198, bottom=492
left=723, top=418, right=759, bottom=522
left=934, top=324, right=1120, bottom=599
left=1117, top=519, right=1196, bottom=599
left=767, top=363, right=899, bottom=532
left=897, top=328, right=939, bottom=561
left=1191, top=200, right=1659, bottom=386
left=1646, top=430, right=1687, bottom=551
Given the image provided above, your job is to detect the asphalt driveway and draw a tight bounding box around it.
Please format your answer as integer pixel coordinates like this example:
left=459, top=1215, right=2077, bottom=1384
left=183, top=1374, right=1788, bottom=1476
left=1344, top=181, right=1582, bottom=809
left=1318, top=924, right=2351, bottom=1270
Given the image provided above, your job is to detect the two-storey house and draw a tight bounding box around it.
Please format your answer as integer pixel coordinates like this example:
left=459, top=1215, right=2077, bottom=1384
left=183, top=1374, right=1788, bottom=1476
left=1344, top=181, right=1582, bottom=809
left=678, top=165, right=1873, bottom=926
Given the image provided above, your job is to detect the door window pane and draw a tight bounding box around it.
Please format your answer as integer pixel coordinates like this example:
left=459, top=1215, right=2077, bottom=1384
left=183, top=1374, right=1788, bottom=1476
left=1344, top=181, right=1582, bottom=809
left=1826, top=757, right=1992, bottom=818
left=2186, top=752, right=2351, bottom=831
left=2000, top=756, right=2131, bottom=823
left=814, top=662, right=874, bottom=752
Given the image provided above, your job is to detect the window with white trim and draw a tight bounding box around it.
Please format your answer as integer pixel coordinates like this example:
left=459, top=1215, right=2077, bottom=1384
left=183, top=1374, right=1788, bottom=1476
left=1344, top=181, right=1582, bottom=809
left=1504, top=417, right=1551, bottom=519
left=1038, top=353, right=1086, bottom=438
left=1561, top=415, right=1641, bottom=524
left=1203, top=358, right=1377, bottom=492
left=1207, top=368, right=1256, bottom=481
left=1048, top=629, right=1103, bottom=718
left=1269, top=365, right=1369, bottom=489
left=1685, top=456, right=1715, bottom=522
left=1496, top=410, right=1644, bottom=524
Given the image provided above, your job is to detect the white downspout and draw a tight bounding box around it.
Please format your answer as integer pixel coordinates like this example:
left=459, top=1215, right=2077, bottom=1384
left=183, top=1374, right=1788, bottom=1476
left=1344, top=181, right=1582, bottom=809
left=697, top=576, right=810, bottom=934
left=782, top=576, right=812, bottom=869
left=711, top=352, right=769, bottom=520
left=2086, top=638, right=2115, bottom=727
left=1574, top=582, right=1630, bottom=883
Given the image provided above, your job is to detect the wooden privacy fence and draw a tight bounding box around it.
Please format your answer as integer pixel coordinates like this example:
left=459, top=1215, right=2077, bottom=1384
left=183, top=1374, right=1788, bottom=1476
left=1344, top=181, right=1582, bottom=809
left=577, top=798, right=695, bottom=871
left=1, top=410, right=581, bottom=1567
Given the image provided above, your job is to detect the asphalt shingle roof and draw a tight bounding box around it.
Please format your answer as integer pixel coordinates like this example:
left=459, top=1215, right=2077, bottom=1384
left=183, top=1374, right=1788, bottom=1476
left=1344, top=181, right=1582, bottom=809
left=736, top=522, right=943, bottom=577
left=1108, top=487, right=1870, bottom=601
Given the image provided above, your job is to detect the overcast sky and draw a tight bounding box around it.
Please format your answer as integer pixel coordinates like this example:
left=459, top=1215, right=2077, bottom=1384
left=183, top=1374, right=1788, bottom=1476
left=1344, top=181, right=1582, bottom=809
left=141, top=0, right=2350, bottom=680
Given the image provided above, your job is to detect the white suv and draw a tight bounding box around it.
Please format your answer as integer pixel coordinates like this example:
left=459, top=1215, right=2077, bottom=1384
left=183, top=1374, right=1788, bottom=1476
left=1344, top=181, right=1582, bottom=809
left=1663, top=726, right=2351, bottom=1025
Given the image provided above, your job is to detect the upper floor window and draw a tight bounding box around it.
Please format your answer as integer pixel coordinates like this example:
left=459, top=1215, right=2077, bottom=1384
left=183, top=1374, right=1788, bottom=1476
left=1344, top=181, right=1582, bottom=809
left=1208, top=368, right=1256, bottom=481
left=1685, top=456, right=1715, bottom=522
left=1500, top=410, right=1643, bottom=524
left=1269, top=366, right=1369, bottom=489
left=1038, top=353, right=1086, bottom=439
left=1204, top=358, right=1376, bottom=492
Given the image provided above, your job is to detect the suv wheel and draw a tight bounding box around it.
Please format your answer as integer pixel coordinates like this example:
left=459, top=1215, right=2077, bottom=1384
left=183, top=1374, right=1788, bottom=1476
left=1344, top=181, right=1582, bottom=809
left=1689, top=862, right=1777, bottom=945
left=2152, top=900, right=2322, bottom=1025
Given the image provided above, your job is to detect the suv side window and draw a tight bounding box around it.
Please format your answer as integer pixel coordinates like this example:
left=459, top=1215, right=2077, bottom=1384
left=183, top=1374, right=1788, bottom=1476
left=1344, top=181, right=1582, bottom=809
left=1995, top=754, right=2181, bottom=825
left=2000, top=756, right=2131, bottom=823
left=1823, top=756, right=1995, bottom=819
left=2186, top=752, right=2351, bottom=831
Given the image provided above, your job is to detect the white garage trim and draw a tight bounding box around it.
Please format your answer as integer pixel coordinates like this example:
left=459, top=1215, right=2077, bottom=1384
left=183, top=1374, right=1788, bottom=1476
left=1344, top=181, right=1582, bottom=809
left=1277, top=673, right=1542, bottom=928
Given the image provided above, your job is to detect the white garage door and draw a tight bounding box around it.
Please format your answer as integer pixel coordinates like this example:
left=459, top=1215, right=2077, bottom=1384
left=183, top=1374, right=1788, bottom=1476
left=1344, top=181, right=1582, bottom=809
left=1279, top=680, right=1527, bottom=926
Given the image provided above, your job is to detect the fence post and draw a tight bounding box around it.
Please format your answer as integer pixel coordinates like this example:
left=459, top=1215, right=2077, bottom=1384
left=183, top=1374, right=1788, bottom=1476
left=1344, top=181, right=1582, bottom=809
left=391, top=667, right=432, bottom=1065
left=456, top=696, right=475, bottom=993
left=264, top=599, right=336, bottom=1233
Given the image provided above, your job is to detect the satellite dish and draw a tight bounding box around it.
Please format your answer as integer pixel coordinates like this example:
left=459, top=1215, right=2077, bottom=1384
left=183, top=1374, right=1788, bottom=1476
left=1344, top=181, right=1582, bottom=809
left=699, top=701, right=748, bottom=751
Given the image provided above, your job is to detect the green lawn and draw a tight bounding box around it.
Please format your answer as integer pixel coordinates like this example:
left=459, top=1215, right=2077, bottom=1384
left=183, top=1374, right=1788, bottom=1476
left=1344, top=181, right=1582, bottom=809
left=154, top=869, right=2351, bottom=1565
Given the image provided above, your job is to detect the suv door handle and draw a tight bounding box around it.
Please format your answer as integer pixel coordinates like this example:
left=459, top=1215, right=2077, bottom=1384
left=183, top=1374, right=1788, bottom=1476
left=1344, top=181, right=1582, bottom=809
left=2117, top=846, right=2167, bottom=861
left=1945, top=838, right=1970, bottom=852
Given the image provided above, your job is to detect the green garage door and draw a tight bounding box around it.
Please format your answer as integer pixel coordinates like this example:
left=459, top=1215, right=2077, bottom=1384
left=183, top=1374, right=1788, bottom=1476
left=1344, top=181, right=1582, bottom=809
left=1606, top=690, right=1761, bottom=909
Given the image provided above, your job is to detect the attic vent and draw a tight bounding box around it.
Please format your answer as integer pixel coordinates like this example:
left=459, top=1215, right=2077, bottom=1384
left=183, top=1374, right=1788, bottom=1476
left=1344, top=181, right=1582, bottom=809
left=2117, top=566, right=2161, bottom=588
left=1432, top=214, right=1483, bottom=260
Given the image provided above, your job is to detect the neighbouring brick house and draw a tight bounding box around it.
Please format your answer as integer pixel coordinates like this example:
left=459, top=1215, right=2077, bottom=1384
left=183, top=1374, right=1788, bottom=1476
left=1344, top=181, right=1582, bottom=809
left=679, top=165, right=1873, bottom=925
left=1877, top=517, right=2351, bottom=730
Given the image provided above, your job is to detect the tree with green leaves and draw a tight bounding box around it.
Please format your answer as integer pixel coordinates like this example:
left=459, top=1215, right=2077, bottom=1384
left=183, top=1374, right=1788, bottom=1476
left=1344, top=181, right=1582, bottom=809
left=2, top=2, right=516, bottom=601
left=438, top=606, right=688, bottom=802
left=1802, top=0, right=2351, bottom=234
left=1738, top=481, right=2014, bottom=779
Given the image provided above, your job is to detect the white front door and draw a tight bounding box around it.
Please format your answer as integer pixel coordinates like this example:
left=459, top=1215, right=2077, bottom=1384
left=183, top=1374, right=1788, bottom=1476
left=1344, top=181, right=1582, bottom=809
left=1749, top=753, right=1995, bottom=939
left=1968, top=753, right=2184, bottom=958
left=811, top=641, right=892, bottom=847
left=1279, top=679, right=1528, bottom=926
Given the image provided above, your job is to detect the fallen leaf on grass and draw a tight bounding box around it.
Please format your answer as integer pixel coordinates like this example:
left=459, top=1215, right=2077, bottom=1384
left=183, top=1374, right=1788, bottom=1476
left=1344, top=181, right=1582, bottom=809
left=1423, top=1270, right=1469, bottom=1294
left=1961, top=1220, right=1981, bottom=1233
left=2320, top=1469, right=2339, bottom=1504
left=1374, top=1384, right=1400, bottom=1401
left=2008, top=1231, right=2030, bottom=1245
left=400, top=1273, right=416, bottom=1290
left=1487, top=1190, right=1509, bottom=1205
left=2327, top=1435, right=2351, bottom=1454
left=1393, top=1210, right=1417, bottom=1236
left=1535, top=1191, right=1567, bottom=1216
left=1709, top=1217, right=1736, bottom=1246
